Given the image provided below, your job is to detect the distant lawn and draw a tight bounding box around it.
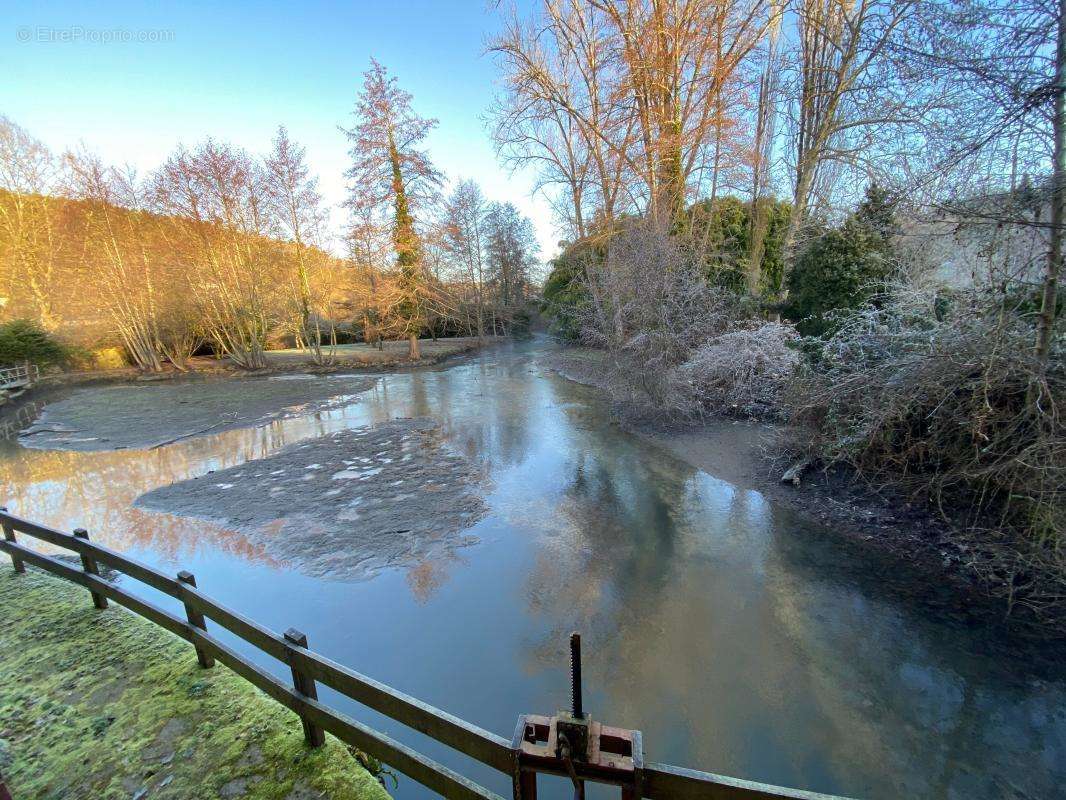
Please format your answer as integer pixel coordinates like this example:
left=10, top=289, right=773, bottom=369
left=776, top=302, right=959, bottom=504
left=263, top=336, right=496, bottom=366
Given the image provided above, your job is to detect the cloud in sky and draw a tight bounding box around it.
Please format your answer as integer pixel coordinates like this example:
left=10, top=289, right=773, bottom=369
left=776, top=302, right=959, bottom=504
left=3, top=0, right=560, bottom=261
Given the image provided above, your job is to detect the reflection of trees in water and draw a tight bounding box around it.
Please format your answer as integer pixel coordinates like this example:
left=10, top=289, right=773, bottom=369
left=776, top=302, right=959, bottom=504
left=759, top=509, right=1066, bottom=799
left=512, top=375, right=1066, bottom=797
left=405, top=552, right=465, bottom=604
left=519, top=404, right=699, bottom=678
left=375, top=361, right=542, bottom=478
left=0, top=363, right=541, bottom=604
left=0, top=422, right=350, bottom=568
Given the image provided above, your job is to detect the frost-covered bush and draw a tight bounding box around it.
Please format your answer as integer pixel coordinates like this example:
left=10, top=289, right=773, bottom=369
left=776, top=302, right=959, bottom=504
left=791, top=284, right=1065, bottom=557
left=676, top=322, right=800, bottom=418
left=573, top=220, right=759, bottom=417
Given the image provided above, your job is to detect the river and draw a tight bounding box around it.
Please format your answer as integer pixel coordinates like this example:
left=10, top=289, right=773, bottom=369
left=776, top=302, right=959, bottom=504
left=1, top=340, right=1063, bottom=799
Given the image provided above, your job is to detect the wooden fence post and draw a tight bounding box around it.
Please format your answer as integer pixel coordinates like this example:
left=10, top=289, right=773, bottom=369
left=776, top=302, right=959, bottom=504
left=73, top=528, right=107, bottom=609
left=284, top=628, right=325, bottom=747
left=515, top=769, right=537, bottom=800
left=0, top=508, right=24, bottom=574
left=177, top=571, right=214, bottom=669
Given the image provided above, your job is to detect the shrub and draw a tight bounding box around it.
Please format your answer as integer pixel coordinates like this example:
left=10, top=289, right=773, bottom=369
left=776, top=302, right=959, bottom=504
left=687, top=195, right=791, bottom=296
left=573, top=219, right=764, bottom=418
left=676, top=322, right=800, bottom=418
left=542, top=240, right=596, bottom=340
left=510, top=306, right=533, bottom=338
left=0, top=319, right=68, bottom=367
left=791, top=285, right=1065, bottom=558
left=785, top=184, right=898, bottom=336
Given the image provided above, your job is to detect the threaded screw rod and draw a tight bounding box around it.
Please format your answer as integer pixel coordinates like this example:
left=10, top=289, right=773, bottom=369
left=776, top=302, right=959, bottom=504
left=570, top=631, right=583, bottom=720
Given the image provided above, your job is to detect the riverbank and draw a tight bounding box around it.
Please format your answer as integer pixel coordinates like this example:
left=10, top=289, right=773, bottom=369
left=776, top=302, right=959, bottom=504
left=48, top=337, right=498, bottom=387
left=0, top=568, right=390, bottom=800
left=4, top=336, right=501, bottom=448
left=17, top=373, right=378, bottom=451
left=543, top=347, right=1066, bottom=643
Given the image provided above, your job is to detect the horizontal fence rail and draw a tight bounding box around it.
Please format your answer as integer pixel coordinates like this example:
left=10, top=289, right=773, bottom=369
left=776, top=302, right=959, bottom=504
left=0, top=509, right=852, bottom=800
left=0, top=364, right=38, bottom=388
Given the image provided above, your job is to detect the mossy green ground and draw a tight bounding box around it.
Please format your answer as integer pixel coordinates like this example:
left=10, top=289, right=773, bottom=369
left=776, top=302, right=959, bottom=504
left=0, top=568, right=391, bottom=800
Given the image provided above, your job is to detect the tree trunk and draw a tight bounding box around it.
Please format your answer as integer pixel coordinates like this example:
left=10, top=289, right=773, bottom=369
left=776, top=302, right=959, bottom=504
left=408, top=333, right=420, bottom=360
left=1035, top=0, right=1066, bottom=373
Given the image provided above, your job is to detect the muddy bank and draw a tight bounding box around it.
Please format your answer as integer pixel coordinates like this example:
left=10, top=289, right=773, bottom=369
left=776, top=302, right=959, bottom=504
left=1, top=338, right=499, bottom=444
left=29, top=336, right=498, bottom=389
left=17, top=373, right=375, bottom=451
left=0, top=569, right=389, bottom=800
left=543, top=347, right=1066, bottom=642
left=136, top=418, right=487, bottom=580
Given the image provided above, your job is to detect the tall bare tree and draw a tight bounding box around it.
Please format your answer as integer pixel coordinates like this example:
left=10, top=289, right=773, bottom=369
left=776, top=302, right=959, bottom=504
left=782, top=0, right=918, bottom=264
left=65, top=152, right=165, bottom=371
left=264, top=125, right=332, bottom=363
left=152, top=140, right=278, bottom=369
left=493, top=0, right=772, bottom=232
left=442, top=180, right=490, bottom=339
left=747, top=0, right=784, bottom=293
left=0, top=116, right=64, bottom=328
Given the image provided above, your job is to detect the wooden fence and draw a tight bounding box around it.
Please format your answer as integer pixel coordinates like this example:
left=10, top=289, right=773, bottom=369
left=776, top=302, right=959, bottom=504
left=0, top=509, right=848, bottom=800
left=0, top=364, right=38, bottom=391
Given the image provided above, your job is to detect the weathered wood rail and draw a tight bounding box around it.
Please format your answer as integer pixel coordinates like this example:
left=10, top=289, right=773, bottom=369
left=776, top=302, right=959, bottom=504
left=0, top=509, right=851, bottom=800
left=0, top=364, right=38, bottom=392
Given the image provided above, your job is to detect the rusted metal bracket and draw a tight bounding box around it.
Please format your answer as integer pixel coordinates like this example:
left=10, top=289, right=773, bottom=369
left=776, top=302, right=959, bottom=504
left=510, top=632, right=645, bottom=799
left=513, top=713, right=644, bottom=798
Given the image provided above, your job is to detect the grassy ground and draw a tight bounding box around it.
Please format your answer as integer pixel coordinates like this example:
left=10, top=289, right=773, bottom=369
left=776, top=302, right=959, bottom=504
left=261, top=337, right=494, bottom=368
left=24, top=337, right=499, bottom=394
left=0, top=568, right=391, bottom=800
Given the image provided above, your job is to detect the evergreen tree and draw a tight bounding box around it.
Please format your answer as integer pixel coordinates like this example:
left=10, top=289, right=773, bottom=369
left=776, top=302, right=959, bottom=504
left=784, top=184, right=898, bottom=336
left=344, top=60, right=442, bottom=358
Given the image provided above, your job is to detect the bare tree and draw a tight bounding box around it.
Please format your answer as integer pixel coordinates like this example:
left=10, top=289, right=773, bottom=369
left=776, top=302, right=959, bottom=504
left=0, top=116, right=64, bottom=328
left=346, top=187, right=393, bottom=350
left=264, top=125, right=333, bottom=363
left=493, top=0, right=775, bottom=242
left=442, top=180, right=490, bottom=339
left=782, top=0, right=918, bottom=262
left=897, top=0, right=1063, bottom=390
left=65, top=151, right=166, bottom=371
left=1039, top=0, right=1066, bottom=374
left=748, top=0, right=785, bottom=293
left=152, top=141, right=279, bottom=369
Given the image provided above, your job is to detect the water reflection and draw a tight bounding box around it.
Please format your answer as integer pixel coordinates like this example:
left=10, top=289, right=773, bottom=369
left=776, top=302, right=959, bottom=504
left=0, top=341, right=1062, bottom=800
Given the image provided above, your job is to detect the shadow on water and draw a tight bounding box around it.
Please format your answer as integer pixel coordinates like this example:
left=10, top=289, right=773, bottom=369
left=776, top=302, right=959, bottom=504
left=0, top=339, right=1063, bottom=800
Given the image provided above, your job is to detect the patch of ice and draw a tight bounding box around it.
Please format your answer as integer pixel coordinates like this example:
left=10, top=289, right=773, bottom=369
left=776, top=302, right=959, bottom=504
left=215, top=483, right=234, bottom=489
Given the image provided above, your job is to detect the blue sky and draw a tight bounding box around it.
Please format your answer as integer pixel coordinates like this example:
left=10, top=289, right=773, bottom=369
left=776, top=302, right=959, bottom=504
left=1, top=0, right=558, bottom=258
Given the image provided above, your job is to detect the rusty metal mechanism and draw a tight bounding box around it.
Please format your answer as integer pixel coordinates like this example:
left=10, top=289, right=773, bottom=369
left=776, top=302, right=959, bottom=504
left=512, top=632, right=644, bottom=799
